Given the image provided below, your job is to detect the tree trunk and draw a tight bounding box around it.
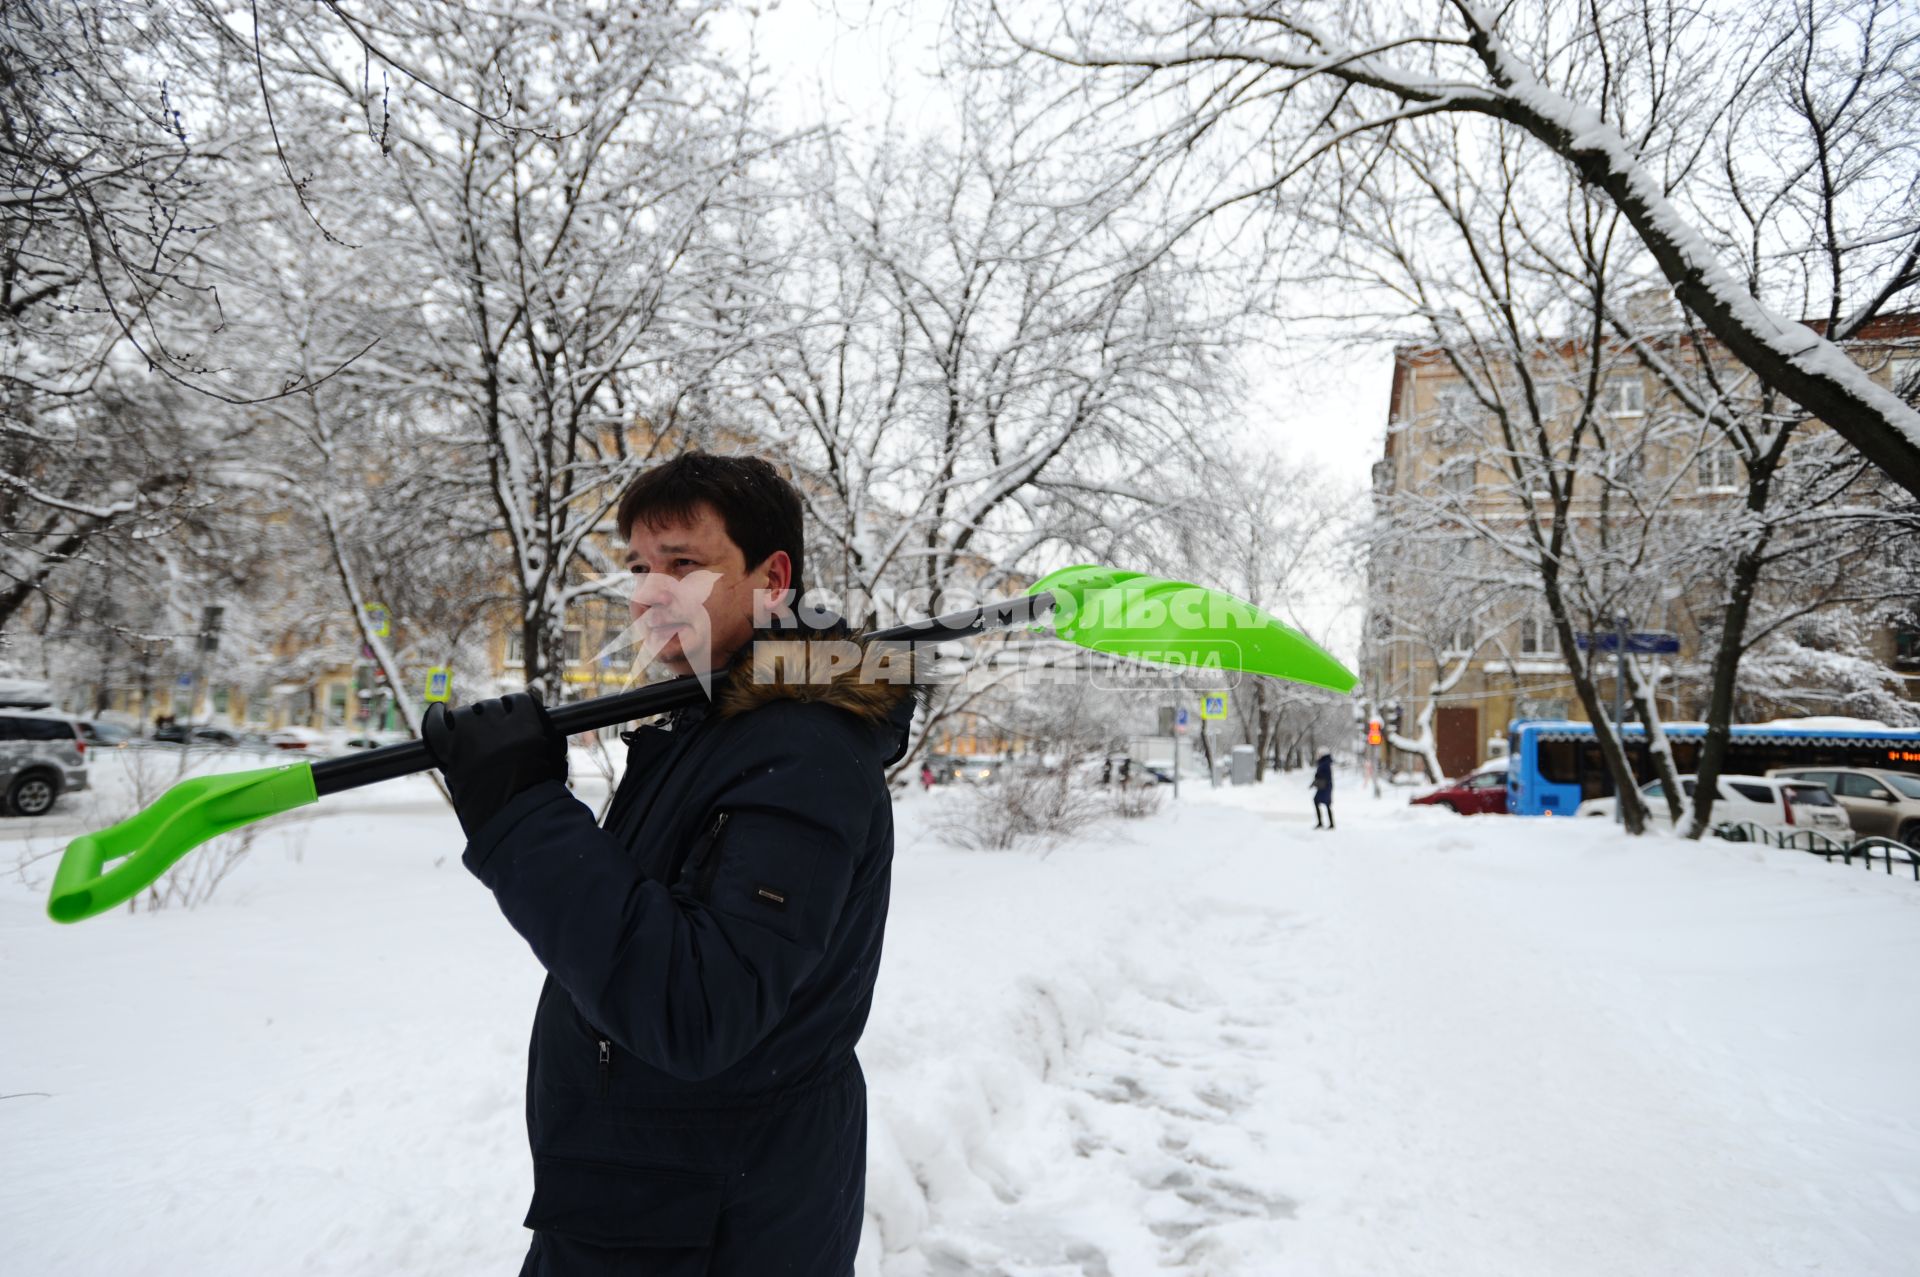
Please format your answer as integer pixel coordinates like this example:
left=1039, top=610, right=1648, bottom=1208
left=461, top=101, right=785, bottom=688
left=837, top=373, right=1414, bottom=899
left=1684, top=455, right=1781, bottom=840
left=1540, top=563, right=1649, bottom=833
left=1625, top=654, right=1685, bottom=824
left=1685, top=538, right=1768, bottom=839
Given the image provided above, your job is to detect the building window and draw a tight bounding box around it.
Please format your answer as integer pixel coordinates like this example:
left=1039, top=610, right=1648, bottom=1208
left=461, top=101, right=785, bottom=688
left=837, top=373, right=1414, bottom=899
left=1697, top=447, right=1742, bottom=492
left=507, top=628, right=585, bottom=666
left=1604, top=444, right=1646, bottom=484
left=1519, top=612, right=1559, bottom=656
left=1530, top=384, right=1561, bottom=421
left=1896, top=627, right=1920, bottom=668
left=1436, top=458, right=1476, bottom=500
left=1891, top=355, right=1919, bottom=405
left=326, top=685, right=349, bottom=726
left=213, top=686, right=229, bottom=715
left=1602, top=375, right=1645, bottom=417
left=1524, top=459, right=1555, bottom=503
left=1429, top=386, right=1484, bottom=445
left=1441, top=623, right=1474, bottom=657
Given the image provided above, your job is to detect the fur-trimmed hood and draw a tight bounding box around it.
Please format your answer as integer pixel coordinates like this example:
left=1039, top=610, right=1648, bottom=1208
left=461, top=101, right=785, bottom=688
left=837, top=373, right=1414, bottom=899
left=712, top=615, right=930, bottom=766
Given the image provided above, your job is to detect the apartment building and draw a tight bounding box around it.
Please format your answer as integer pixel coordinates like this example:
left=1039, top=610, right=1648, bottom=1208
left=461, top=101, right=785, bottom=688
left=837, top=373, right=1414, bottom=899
left=1364, top=316, right=1920, bottom=779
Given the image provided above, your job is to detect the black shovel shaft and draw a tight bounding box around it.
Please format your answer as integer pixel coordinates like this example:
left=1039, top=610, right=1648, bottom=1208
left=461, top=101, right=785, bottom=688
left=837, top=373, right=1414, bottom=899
left=310, top=591, right=1056, bottom=798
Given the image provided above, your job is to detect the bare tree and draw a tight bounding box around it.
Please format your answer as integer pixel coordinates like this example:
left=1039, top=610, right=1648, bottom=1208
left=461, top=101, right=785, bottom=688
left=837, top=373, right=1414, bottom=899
left=1158, top=451, right=1349, bottom=780
left=244, top=0, right=785, bottom=700
left=1363, top=530, right=1521, bottom=784
left=752, top=111, right=1248, bottom=608
left=1251, top=31, right=1920, bottom=834
left=973, top=0, right=1920, bottom=497
left=746, top=103, right=1253, bottom=765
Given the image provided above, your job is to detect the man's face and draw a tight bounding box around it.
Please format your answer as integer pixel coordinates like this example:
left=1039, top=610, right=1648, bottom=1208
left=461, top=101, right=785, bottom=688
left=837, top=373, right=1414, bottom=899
left=626, top=502, right=790, bottom=676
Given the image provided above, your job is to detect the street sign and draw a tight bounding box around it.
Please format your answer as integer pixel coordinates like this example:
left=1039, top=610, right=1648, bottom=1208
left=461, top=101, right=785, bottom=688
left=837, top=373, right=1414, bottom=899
left=364, top=602, right=390, bottom=637
left=1200, top=693, right=1228, bottom=720
left=176, top=673, right=193, bottom=689
left=1174, top=706, right=1190, bottom=736
left=424, top=667, right=451, bottom=703
left=1575, top=631, right=1680, bottom=654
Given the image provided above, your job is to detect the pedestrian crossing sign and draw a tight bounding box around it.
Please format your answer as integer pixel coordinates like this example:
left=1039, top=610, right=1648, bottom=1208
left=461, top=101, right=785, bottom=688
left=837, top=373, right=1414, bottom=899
left=424, top=666, right=451, bottom=703
left=1201, top=693, right=1228, bottom=720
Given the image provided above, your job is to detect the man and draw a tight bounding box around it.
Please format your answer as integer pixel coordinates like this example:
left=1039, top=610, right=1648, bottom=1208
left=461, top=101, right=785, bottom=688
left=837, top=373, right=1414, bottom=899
left=423, top=452, right=918, bottom=1275
left=1311, top=749, right=1334, bottom=829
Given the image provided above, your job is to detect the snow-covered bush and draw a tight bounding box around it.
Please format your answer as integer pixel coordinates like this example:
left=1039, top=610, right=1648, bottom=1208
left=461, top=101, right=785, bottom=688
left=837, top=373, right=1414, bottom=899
left=935, top=768, right=1130, bottom=851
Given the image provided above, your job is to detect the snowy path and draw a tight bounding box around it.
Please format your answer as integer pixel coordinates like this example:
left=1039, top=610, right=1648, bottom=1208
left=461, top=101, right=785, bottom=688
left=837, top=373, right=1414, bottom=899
left=4, top=757, right=1919, bottom=1274
left=864, top=788, right=1920, bottom=1274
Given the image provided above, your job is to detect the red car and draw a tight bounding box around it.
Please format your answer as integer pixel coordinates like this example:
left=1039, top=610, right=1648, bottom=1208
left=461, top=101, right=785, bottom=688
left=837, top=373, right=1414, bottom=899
left=1409, top=768, right=1509, bottom=814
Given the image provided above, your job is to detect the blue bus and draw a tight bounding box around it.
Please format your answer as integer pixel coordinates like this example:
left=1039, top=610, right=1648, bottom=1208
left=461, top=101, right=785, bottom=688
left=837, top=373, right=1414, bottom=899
left=1506, top=719, right=1920, bottom=815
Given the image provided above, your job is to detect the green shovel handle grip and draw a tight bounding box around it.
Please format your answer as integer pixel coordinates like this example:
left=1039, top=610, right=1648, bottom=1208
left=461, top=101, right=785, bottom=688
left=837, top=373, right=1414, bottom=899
left=47, top=762, right=318, bottom=923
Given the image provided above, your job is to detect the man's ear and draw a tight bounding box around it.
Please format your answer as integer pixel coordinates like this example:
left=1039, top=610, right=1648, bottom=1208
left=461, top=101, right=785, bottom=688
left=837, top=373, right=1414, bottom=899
left=754, top=550, right=795, bottom=624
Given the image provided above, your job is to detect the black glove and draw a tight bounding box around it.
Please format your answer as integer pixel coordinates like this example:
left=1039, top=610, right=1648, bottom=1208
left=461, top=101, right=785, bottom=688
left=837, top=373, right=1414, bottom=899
left=422, top=692, right=567, bottom=837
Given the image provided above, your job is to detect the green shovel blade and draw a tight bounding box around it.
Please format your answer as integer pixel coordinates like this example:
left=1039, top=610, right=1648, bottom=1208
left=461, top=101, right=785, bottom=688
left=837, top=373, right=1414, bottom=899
left=46, top=762, right=318, bottom=924
left=1028, top=564, right=1358, bottom=693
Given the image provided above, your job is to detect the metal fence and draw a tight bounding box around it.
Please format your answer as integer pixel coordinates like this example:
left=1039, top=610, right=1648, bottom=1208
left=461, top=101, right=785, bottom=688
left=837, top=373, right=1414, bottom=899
left=1714, top=822, right=1920, bottom=881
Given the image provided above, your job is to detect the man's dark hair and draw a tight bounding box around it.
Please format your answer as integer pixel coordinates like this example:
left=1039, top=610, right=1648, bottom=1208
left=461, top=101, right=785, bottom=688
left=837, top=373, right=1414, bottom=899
left=615, top=452, right=805, bottom=604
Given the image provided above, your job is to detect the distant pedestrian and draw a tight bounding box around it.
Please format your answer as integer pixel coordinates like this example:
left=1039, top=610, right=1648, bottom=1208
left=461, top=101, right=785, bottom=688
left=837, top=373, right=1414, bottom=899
left=1312, top=751, right=1334, bottom=829
left=920, top=760, right=936, bottom=791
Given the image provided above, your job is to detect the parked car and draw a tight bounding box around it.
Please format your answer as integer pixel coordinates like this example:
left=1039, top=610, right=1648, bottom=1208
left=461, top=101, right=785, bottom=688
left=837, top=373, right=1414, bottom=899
left=0, top=711, right=90, bottom=816
left=74, top=719, right=136, bottom=748
left=264, top=727, right=323, bottom=751
left=1767, top=767, right=1920, bottom=845
left=1410, top=765, right=1509, bottom=814
left=154, top=724, right=241, bottom=748
left=1078, top=753, right=1172, bottom=786
left=1579, top=773, right=1849, bottom=834
left=342, top=731, right=410, bottom=751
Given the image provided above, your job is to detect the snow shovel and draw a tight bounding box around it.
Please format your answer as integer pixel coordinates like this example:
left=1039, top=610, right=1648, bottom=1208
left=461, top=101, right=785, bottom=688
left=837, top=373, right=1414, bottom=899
left=46, top=564, right=1355, bottom=923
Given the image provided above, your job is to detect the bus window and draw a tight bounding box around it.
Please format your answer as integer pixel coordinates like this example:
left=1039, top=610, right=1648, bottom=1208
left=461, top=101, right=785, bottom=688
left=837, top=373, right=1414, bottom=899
left=1580, top=743, right=1610, bottom=799
left=1537, top=741, right=1578, bottom=784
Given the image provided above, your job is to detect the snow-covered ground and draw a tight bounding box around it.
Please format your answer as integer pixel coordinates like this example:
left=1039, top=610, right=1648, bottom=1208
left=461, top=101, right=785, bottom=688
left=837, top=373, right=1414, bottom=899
left=4, top=753, right=1918, bottom=1275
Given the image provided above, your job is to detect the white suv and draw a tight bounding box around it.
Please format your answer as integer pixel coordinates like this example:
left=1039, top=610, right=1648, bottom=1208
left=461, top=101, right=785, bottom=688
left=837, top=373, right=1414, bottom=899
left=0, top=711, right=91, bottom=816
left=1578, top=773, right=1850, bottom=834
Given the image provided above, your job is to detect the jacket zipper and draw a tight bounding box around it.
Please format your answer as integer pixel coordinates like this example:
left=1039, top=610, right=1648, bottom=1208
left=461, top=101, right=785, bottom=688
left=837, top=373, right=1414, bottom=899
left=597, top=1038, right=611, bottom=1097
left=689, top=811, right=731, bottom=901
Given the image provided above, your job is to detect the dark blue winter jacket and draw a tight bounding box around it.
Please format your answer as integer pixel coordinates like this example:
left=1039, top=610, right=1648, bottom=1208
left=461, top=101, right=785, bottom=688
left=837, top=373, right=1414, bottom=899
left=1313, top=755, right=1333, bottom=796
left=461, top=626, right=917, bottom=1274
